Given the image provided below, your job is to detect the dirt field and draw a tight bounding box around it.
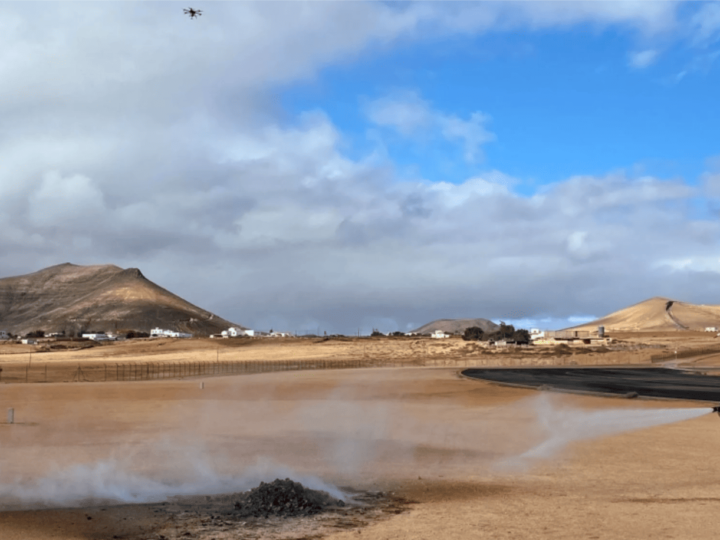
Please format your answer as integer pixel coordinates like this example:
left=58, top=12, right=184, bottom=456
left=2, top=358, right=720, bottom=540
left=2, top=332, right=707, bottom=368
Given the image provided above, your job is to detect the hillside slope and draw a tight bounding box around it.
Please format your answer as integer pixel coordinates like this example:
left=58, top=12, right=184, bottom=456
left=0, top=263, right=243, bottom=336
left=412, top=318, right=499, bottom=335
left=568, top=297, right=720, bottom=332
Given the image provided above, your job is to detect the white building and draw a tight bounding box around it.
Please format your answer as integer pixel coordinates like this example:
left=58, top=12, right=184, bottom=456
left=82, top=333, right=112, bottom=341
left=705, top=327, right=719, bottom=332
left=530, top=329, right=546, bottom=341
left=431, top=330, right=451, bottom=339
left=150, top=328, right=192, bottom=339
left=0, top=330, right=9, bottom=340
left=21, top=338, right=36, bottom=345
left=220, top=327, right=254, bottom=338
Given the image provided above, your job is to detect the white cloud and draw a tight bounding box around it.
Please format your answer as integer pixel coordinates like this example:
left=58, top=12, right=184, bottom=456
left=364, top=92, right=432, bottom=136
left=28, top=171, right=107, bottom=228
left=365, top=91, right=495, bottom=162
left=1, top=1, right=718, bottom=334
left=628, top=49, right=659, bottom=68
left=690, top=1, right=720, bottom=45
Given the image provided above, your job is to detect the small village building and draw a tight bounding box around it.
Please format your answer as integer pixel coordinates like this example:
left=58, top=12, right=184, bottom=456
left=0, top=330, right=9, bottom=340
left=82, top=333, right=112, bottom=341
left=431, top=330, right=451, bottom=339
left=150, top=328, right=192, bottom=339
left=220, top=327, right=254, bottom=338
left=705, top=327, right=719, bottom=332
left=21, top=338, right=36, bottom=345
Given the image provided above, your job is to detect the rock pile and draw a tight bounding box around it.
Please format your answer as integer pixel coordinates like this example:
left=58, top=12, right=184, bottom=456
left=234, top=478, right=345, bottom=518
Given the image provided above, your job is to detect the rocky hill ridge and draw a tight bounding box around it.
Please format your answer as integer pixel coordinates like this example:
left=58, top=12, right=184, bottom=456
left=0, top=263, right=243, bottom=336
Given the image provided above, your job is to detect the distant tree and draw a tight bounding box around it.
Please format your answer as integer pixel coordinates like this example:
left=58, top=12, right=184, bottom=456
left=390, top=331, right=405, bottom=337
left=485, top=323, right=518, bottom=342
left=25, top=330, right=45, bottom=338
left=512, top=329, right=531, bottom=344
left=463, top=327, right=485, bottom=341
left=371, top=329, right=384, bottom=337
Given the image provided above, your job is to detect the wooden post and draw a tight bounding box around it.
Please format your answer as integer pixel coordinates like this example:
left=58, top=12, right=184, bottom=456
left=7, top=408, right=14, bottom=424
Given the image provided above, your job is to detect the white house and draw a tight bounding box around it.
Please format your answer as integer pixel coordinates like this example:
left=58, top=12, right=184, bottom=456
left=21, top=338, right=36, bottom=345
left=150, top=328, right=192, bottom=339
left=530, top=329, right=546, bottom=341
left=82, top=333, right=112, bottom=341
left=705, top=327, right=719, bottom=332
left=0, top=330, right=9, bottom=340
left=431, top=330, right=451, bottom=339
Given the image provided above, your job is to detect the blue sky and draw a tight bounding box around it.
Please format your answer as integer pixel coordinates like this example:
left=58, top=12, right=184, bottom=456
left=1, top=1, right=719, bottom=333
left=282, top=21, right=719, bottom=193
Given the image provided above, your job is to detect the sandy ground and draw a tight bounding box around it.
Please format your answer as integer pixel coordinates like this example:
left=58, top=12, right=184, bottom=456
left=2, top=365, right=720, bottom=539
left=0, top=333, right=701, bottom=368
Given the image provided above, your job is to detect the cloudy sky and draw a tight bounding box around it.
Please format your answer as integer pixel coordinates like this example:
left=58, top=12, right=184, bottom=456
left=1, top=1, right=719, bottom=334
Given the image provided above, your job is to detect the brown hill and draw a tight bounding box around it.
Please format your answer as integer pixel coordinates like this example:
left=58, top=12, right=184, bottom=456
left=567, top=297, right=720, bottom=332
left=412, top=318, right=499, bottom=335
left=0, top=263, right=244, bottom=336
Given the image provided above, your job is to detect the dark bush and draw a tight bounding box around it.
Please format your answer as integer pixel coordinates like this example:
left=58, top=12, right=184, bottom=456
left=462, top=327, right=485, bottom=341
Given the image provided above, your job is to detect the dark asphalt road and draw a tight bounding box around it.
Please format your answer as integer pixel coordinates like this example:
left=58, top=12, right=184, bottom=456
left=462, top=367, right=720, bottom=403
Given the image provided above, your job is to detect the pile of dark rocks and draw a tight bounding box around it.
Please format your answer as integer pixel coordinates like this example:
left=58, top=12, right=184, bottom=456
left=234, top=478, right=345, bottom=518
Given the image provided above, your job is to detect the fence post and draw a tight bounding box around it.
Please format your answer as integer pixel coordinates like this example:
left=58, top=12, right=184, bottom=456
left=7, top=408, right=14, bottom=424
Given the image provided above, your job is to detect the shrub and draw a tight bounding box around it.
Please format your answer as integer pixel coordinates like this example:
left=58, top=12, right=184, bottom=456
left=462, top=327, right=485, bottom=341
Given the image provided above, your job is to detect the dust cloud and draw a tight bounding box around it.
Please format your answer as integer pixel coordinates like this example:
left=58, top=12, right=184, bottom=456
left=0, top=372, right=711, bottom=510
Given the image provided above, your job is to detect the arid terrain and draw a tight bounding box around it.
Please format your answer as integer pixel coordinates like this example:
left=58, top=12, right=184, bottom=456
left=570, top=297, right=720, bottom=333
left=1, top=333, right=720, bottom=539
left=0, top=264, right=242, bottom=336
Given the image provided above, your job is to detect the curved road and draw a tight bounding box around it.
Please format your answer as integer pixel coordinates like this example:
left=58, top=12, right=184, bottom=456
left=462, top=367, right=720, bottom=403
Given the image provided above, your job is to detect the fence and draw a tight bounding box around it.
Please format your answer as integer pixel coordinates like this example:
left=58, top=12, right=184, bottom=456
left=0, top=353, right=633, bottom=385
left=0, top=358, right=406, bottom=384
left=650, top=347, right=720, bottom=363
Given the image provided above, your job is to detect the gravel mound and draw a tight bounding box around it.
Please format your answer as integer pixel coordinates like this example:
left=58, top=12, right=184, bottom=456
left=234, top=478, right=345, bottom=518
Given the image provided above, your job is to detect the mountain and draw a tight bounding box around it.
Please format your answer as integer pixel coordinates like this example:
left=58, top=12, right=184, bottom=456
left=0, top=263, right=244, bottom=336
left=566, top=297, right=720, bottom=332
left=411, top=318, right=500, bottom=335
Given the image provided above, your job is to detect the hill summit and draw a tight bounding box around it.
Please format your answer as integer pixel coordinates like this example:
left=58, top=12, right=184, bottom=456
left=412, top=318, right=499, bottom=335
left=0, top=263, right=243, bottom=336
left=567, top=297, right=720, bottom=332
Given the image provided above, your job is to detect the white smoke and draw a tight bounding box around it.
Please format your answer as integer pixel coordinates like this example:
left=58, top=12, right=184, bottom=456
left=0, top=385, right=711, bottom=510
left=496, top=393, right=711, bottom=470
left=0, top=456, right=345, bottom=510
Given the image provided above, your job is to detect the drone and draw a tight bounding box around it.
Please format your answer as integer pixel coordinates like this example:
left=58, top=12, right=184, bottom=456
left=184, top=7, right=202, bottom=19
